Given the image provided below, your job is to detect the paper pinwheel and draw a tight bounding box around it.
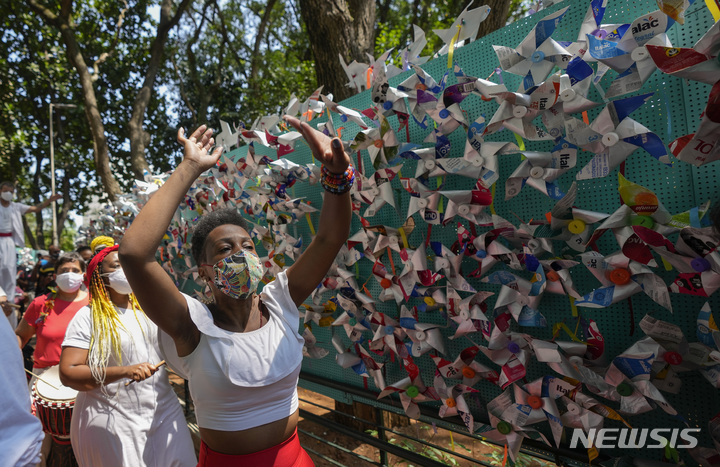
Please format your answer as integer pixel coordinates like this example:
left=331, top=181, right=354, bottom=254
left=484, top=270, right=548, bottom=328
left=647, top=19, right=720, bottom=166
left=432, top=346, right=499, bottom=387
left=566, top=93, right=670, bottom=180
left=481, top=327, right=532, bottom=388
left=505, top=138, right=577, bottom=200
left=576, top=250, right=673, bottom=311
left=433, top=371, right=479, bottom=433
left=332, top=335, right=386, bottom=390
left=378, top=358, right=440, bottom=419
left=369, top=311, right=408, bottom=358
left=493, top=7, right=572, bottom=92
left=434, top=2, right=491, bottom=55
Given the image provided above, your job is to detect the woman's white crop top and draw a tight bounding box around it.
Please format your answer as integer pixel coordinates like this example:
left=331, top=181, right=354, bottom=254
left=158, top=271, right=304, bottom=431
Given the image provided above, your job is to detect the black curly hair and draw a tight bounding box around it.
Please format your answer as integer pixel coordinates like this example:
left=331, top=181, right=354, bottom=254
left=191, top=208, right=249, bottom=266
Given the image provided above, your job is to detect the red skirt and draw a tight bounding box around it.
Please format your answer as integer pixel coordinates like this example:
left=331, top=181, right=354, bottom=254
left=198, top=428, right=314, bottom=467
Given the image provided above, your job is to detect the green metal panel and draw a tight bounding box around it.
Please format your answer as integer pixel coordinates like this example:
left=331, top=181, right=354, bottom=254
left=191, top=1, right=719, bottom=463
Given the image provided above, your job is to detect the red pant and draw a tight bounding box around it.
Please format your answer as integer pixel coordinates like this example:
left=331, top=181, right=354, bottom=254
left=198, top=428, right=314, bottom=466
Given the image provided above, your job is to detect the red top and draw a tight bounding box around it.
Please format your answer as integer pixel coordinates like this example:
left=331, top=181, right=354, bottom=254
left=23, top=293, right=89, bottom=368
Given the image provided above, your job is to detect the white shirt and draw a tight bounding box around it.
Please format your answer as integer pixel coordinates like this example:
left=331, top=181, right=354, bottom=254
left=0, top=201, right=31, bottom=247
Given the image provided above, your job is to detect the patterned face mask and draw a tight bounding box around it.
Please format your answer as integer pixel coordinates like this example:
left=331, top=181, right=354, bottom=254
left=206, top=250, right=264, bottom=299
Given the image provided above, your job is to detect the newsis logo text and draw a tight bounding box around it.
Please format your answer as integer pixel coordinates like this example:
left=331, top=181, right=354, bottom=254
left=569, top=428, right=701, bottom=449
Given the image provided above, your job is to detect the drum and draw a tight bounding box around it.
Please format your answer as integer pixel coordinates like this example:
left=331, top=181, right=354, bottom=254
left=31, top=366, right=78, bottom=443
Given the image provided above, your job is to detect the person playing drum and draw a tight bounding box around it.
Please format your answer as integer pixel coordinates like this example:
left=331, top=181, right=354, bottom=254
left=118, top=120, right=352, bottom=466
left=59, top=240, right=196, bottom=466
left=16, top=251, right=88, bottom=466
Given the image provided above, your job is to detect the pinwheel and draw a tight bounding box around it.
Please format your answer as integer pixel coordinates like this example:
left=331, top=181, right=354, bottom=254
left=481, top=327, right=532, bottom=388
left=397, top=65, right=447, bottom=128
left=415, top=88, right=466, bottom=135
left=433, top=2, right=491, bottom=55
left=215, top=119, right=241, bottom=153
left=302, top=328, right=329, bottom=359
left=585, top=174, right=709, bottom=265
left=370, top=259, right=404, bottom=303
left=432, top=346, right=499, bottom=387
left=466, top=225, right=523, bottom=277
left=698, top=302, right=720, bottom=351
left=483, top=388, right=550, bottom=461
left=603, top=337, right=681, bottom=417
left=538, top=182, right=610, bottom=252
left=483, top=269, right=548, bottom=327
left=512, top=377, right=580, bottom=447
left=464, top=114, right=520, bottom=189
left=484, top=81, right=558, bottom=141
left=493, top=6, right=572, bottom=92
left=639, top=314, right=720, bottom=390
left=433, top=371, right=478, bottom=433
left=377, top=358, right=439, bottom=419
left=395, top=247, right=445, bottom=299
left=402, top=178, right=444, bottom=224
left=332, top=335, right=386, bottom=390
left=505, top=138, right=577, bottom=201
left=439, top=182, right=493, bottom=225
left=350, top=112, right=399, bottom=169
left=448, top=291, right=493, bottom=340
left=542, top=58, right=601, bottom=139
left=538, top=259, right=582, bottom=298
left=576, top=250, right=673, bottom=311
left=354, top=165, right=402, bottom=218
left=586, top=9, right=676, bottom=98
left=397, top=24, right=431, bottom=70
left=647, top=19, right=720, bottom=166
left=429, top=241, right=475, bottom=293
left=566, top=93, right=670, bottom=180
left=369, top=311, right=408, bottom=358
left=320, top=95, right=369, bottom=129
left=332, top=293, right=374, bottom=342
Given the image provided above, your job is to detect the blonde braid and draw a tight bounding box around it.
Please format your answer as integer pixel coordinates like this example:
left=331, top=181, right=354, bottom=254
left=87, top=271, right=125, bottom=386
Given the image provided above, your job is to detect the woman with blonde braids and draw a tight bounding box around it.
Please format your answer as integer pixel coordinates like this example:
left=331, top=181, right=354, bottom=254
left=59, top=243, right=196, bottom=466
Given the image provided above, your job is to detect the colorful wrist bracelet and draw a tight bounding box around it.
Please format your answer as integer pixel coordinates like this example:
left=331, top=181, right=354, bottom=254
left=321, top=165, right=355, bottom=195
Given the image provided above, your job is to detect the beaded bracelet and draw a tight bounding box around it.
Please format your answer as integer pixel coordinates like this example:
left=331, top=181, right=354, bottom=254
left=321, top=165, right=355, bottom=195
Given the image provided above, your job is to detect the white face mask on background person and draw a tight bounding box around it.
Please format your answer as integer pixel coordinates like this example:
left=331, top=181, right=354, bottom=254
left=56, top=272, right=84, bottom=293
left=105, top=268, right=133, bottom=295
left=1, top=191, right=13, bottom=202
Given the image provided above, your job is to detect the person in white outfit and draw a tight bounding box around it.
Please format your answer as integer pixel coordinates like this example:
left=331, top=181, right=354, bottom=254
left=0, top=286, right=45, bottom=466
left=0, top=181, right=61, bottom=328
left=59, top=242, right=196, bottom=466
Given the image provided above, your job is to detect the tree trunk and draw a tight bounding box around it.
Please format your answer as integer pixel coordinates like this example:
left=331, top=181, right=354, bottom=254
left=128, top=0, right=193, bottom=180
left=475, top=0, right=513, bottom=39
left=298, top=0, right=375, bottom=102
left=27, top=0, right=124, bottom=202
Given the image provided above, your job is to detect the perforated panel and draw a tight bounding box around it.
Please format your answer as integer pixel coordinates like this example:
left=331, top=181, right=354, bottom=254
left=204, top=1, right=720, bottom=464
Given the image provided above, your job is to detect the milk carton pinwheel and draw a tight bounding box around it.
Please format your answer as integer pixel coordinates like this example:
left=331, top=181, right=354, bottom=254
left=697, top=302, right=720, bottom=351
left=586, top=10, right=677, bottom=98
left=302, top=328, right=328, bottom=359
left=484, top=79, right=558, bottom=141
left=576, top=250, right=673, bottom=311
left=604, top=337, right=680, bottom=417
left=416, top=88, right=467, bottom=136
left=464, top=115, right=520, bottom=189
left=432, top=346, right=500, bottom=387
left=449, top=291, right=493, bottom=339
left=512, top=377, right=580, bottom=447
left=215, top=120, right=241, bottom=153
left=397, top=65, right=447, bottom=128
left=543, top=182, right=610, bottom=252
left=331, top=335, right=386, bottom=390
left=320, top=95, right=369, bottom=129
left=406, top=320, right=446, bottom=357
left=481, top=328, right=532, bottom=388
left=464, top=227, right=522, bottom=278
left=483, top=388, right=550, bottom=461
left=647, top=20, right=720, bottom=166
left=398, top=246, right=445, bottom=295
left=354, top=165, right=402, bottom=218
left=429, top=241, right=475, bottom=293
left=378, top=358, right=439, bottom=419
left=433, top=3, right=491, bottom=56
left=370, top=260, right=404, bottom=303
left=433, top=371, right=479, bottom=433
left=350, top=112, right=399, bottom=169
left=639, top=314, right=720, bottom=390
left=332, top=293, right=373, bottom=342
left=505, top=139, right=577, bottom=201
left=542, top=58, right=601, bottom=139
left=439, top=182, right=493, bottom=225
left=397, top=25, right=431, bottom=70
left=493, top=6, right=572, bottom=92
left=565, top=93, right=670, bottom=180
left=369, top=312, right=408, bottom=358
left=369, top=64, right=410, bottom=118
left=484, top=270, right=548, bottom=327
left=539, top=259, right=582, bottom=298
left=635, top=226, right=720, bottom=297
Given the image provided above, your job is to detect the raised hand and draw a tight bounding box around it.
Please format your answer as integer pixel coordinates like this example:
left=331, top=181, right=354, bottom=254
left=284, top=115, right=351, bottom=174
left=177, top=125, right=223, bottom=173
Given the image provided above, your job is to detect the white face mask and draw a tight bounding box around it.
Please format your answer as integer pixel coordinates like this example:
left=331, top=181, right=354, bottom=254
left=1, top=192, right=13, bottom=202
left=56, top=272, right=84, bottom=293
left=105, top=268, right=133, bottom=295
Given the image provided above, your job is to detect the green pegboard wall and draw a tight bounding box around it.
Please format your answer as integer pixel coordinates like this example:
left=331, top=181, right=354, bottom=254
left=174, top=1, right=720, bottom=464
